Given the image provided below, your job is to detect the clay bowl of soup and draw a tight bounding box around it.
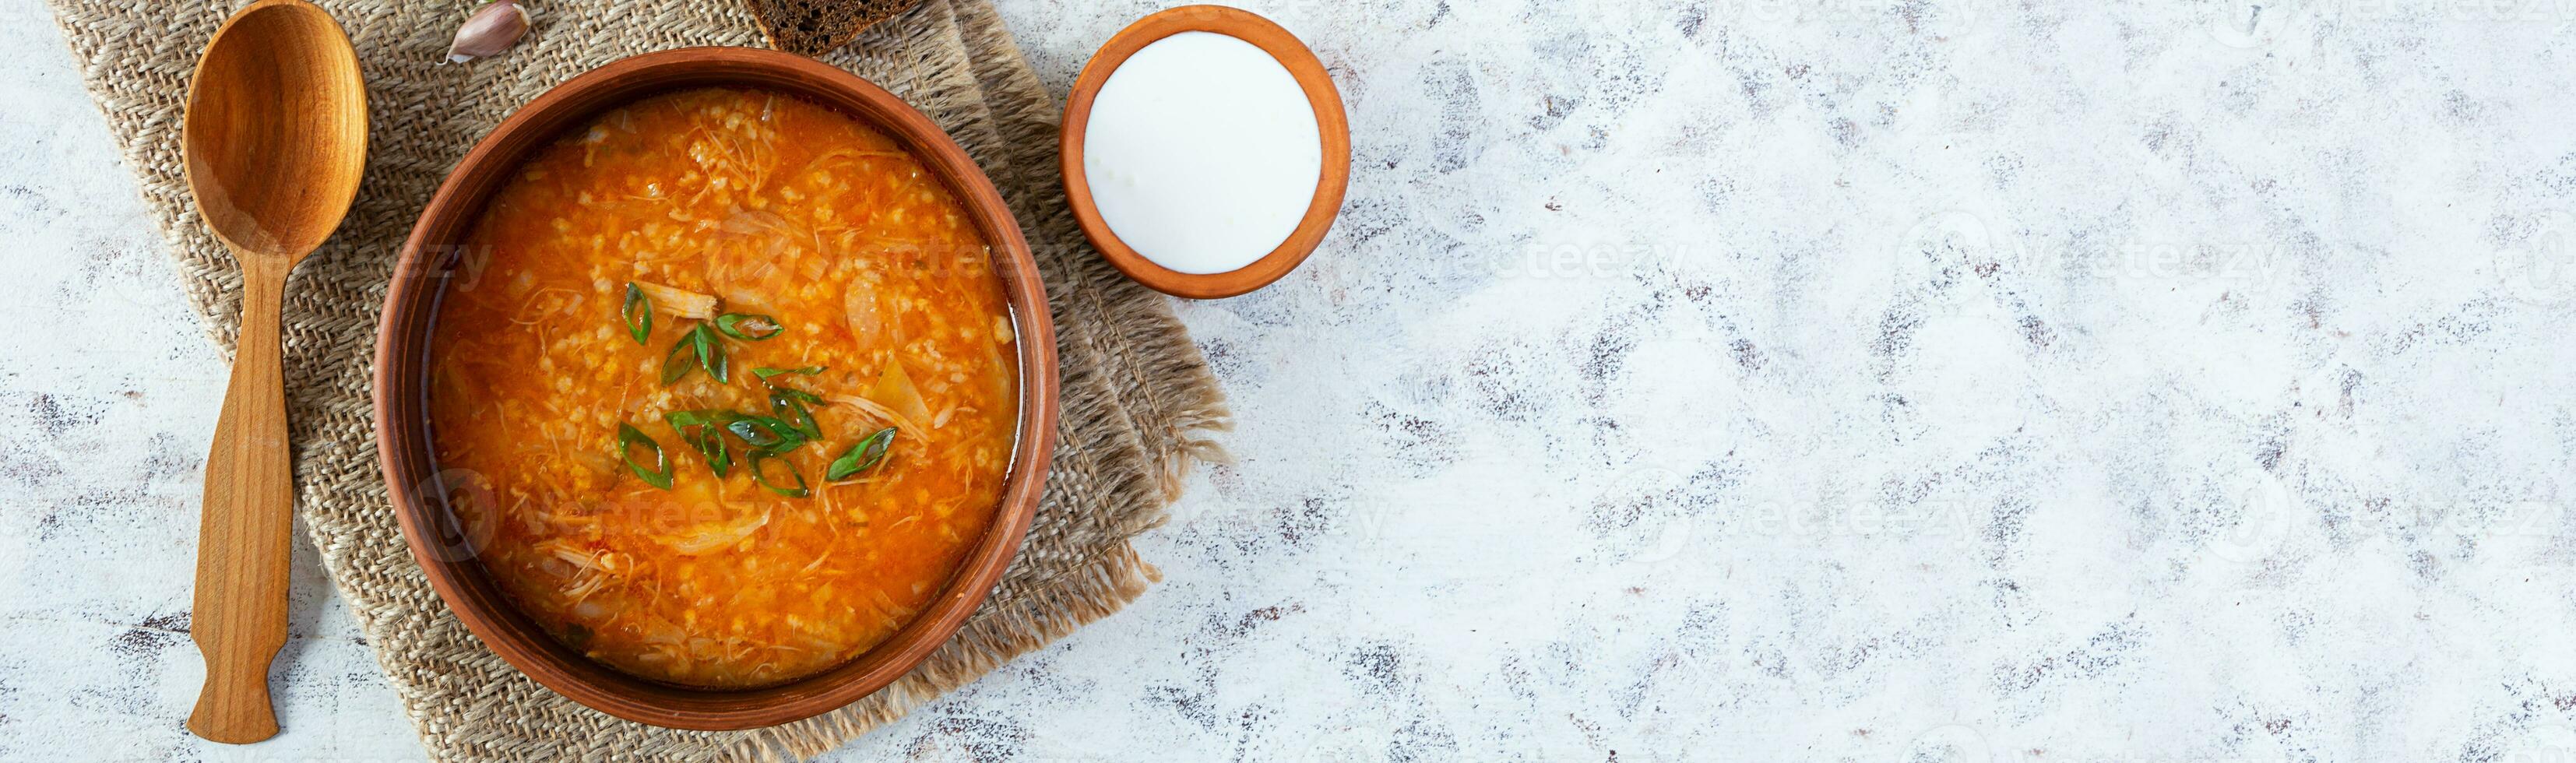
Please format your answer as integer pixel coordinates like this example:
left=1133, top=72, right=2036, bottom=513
left=373, top=47, right=1057, bottom=730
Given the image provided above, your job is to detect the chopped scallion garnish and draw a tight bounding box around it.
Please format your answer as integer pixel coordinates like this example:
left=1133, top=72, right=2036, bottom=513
left=691, top=324, right=728, bottom=383
left=826, top=427, right=897, bottom=481
left=747, top=450, right=811, bottom=498
left=664, top=409, right=737, bottom=476
left=716, top=313, right=783, bottom=341
left=752, top=365, right=825, bottom=381
left=615, top=422, right=673, bottom=490
left=724, top=414, right=805, bottom=453
left=660, top=332, right=699, bottom=384
left=769, top=387, right=824, bottom=440
left=620, top=283, right=651, bottom=344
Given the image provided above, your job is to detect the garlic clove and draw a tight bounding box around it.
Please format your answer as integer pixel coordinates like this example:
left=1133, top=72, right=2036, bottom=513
left=445, top=0, right=530, bottom=64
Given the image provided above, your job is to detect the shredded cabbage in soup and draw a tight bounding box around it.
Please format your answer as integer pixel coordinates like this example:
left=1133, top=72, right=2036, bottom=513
left=427, top=87, right=1019, bottom=688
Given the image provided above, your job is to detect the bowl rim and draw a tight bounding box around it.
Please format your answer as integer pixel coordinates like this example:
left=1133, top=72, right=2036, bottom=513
left=371, top=46, right=1059, bottom=731
left=1058, top=5, right=1350, bottom=300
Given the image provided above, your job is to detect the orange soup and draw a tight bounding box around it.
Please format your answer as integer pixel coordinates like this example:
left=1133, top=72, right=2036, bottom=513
left=427, top=87, right=1020, bottom=688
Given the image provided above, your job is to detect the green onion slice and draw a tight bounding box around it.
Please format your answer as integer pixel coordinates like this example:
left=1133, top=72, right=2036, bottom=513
left=615, top=422, right=673, bottom=490
left=724, top=414, right=806, bottom=453
left=753, top=365, right=825, bottom=381
left=663, top=409, right=737, bottom=476
left=769, top=387, right=824, bottom=440
left=620, top=283, right=651, bottom=344
left=715, top=313, right=783, bottom=341
left=826, top=427, right=897, bottom=481
left=692, top=324, right=729, bottom=383
left=746, top=450, right=811, bottom=498
left=660, top=332, right=699, bottom=385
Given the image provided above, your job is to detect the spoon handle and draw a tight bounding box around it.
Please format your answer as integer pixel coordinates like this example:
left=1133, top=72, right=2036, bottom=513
left=188, top=264, right=291, bottom=744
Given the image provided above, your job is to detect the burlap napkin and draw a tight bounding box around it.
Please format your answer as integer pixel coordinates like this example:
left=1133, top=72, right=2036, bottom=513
left=44, top=0, right=1227, bottom=758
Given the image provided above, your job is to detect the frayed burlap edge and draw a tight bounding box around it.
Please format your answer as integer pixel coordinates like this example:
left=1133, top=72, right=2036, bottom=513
left=43, top=0, right=1229, bottom=758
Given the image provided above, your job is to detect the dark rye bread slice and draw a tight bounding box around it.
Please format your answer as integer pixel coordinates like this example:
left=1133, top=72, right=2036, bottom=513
left=742, top=0, right=924, bottom=55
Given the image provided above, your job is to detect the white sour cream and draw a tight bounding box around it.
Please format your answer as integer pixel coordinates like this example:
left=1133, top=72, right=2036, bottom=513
left=1082, top=31, right=1322, bottom=275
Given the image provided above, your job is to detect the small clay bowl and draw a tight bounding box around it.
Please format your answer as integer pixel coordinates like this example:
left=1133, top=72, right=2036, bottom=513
left=1059, top=5, right=1350, bottom=299
left=372, top=47, right=1058, bottom=731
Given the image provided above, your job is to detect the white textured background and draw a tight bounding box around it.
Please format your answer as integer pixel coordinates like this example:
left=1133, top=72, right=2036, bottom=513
left=10, top=0, right=2576, bottom=761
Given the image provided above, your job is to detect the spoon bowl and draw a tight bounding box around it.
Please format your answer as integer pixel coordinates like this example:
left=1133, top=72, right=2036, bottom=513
left=179, top=0, right=367, bottom=744
left=185, top=0, right=368, bottom=258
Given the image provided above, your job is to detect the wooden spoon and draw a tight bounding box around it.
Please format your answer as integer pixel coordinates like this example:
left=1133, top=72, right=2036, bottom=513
left=179, top=0, right=367, bottom=744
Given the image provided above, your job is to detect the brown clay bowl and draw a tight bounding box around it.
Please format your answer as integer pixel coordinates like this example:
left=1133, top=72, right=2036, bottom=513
left=1059, top=5, right=1350, bottom=299
left=372, top=47, right=1058, bottom=731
